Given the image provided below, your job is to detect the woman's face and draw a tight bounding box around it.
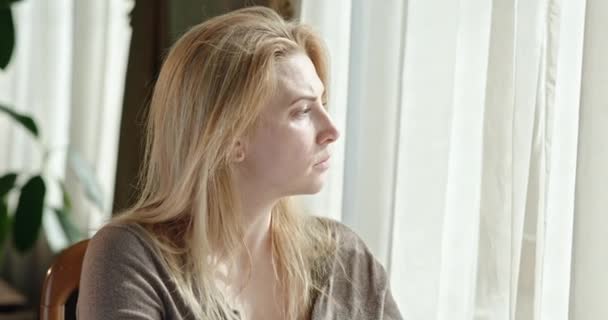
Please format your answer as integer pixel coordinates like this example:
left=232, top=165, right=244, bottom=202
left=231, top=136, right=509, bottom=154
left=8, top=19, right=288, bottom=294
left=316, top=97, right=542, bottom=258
left=237, top=52, right=339, bottom=198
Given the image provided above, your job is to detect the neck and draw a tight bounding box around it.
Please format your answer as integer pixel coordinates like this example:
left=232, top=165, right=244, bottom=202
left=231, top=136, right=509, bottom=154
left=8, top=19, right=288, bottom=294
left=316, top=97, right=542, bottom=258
left=237, top=182, right=278, bottom=252
left=232, top=167, right=280, bottom=256
left=240, top=202, right=273, bottom=254
left=215, top=198, right=276, bottom=293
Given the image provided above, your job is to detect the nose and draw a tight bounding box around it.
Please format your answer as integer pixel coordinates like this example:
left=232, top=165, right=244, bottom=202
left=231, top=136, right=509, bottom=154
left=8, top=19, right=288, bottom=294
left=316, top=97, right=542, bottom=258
left=316, top=109, right=340, bottom=145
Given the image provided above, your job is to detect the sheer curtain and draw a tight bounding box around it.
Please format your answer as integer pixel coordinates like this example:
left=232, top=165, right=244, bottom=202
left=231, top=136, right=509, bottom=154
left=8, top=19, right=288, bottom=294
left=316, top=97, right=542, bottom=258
left=297, top=0, right=608, bottom=319
left=0, top=0, right=133, bottom=299
left=0, top=0, right=133, bottom=245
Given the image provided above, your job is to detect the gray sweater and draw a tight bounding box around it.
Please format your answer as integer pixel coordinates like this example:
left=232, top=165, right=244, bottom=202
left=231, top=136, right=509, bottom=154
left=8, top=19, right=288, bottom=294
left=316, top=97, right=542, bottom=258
left=76, top=219, right=403, bottom=319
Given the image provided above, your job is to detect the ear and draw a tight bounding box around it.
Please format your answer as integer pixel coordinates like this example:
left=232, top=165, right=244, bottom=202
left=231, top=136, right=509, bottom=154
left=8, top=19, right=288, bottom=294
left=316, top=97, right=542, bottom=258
left=232, top=140, right=246, bottom=163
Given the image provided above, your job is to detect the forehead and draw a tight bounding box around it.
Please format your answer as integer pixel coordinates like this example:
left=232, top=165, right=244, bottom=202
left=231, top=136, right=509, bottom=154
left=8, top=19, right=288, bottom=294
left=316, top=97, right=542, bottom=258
left=273, top=53, right=324, bottom=100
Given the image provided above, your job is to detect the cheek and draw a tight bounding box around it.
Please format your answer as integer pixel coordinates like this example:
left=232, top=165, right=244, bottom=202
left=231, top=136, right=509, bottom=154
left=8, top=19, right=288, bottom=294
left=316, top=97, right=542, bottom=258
left=247, top=122, right=314, bottom=175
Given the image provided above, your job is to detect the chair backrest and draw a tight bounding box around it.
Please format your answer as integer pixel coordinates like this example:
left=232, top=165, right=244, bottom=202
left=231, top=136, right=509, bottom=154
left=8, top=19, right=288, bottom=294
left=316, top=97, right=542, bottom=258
left=40, top=239, right=89, bottom=320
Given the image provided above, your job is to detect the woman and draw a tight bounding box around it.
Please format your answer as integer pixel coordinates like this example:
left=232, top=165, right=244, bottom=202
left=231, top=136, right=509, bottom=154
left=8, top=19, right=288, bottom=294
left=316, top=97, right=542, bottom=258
left=77, top=6, right=403, bottom=320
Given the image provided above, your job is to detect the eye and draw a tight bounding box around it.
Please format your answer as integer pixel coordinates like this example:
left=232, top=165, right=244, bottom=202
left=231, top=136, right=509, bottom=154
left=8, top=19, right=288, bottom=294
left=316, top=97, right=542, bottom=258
left=292, top=105, right=312, bottom=118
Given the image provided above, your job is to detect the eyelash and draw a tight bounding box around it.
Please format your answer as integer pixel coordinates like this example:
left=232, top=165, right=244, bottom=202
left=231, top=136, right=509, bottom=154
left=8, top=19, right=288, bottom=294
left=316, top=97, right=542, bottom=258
left=293, top=102, right=327, bottom=118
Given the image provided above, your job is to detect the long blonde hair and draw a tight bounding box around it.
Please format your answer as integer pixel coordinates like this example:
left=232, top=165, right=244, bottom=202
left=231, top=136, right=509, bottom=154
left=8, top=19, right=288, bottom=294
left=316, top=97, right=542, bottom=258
left=113, top=6, right=336, bottom=319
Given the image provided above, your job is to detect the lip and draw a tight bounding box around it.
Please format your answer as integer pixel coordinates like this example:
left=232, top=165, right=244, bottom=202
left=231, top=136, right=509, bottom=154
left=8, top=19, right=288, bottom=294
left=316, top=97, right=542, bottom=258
left=313, top=155, right=331, bottom=169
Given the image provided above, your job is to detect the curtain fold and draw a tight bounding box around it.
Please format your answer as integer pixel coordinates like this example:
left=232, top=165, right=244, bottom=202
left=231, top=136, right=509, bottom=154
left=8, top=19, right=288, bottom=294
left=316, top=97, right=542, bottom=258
left=0, top=0, right=133, bottom=303
left=299, top=0, right=606, bottom=319
left=570, top=0, right=608, bottom=318
left=67, top=0, right=134, bottom=234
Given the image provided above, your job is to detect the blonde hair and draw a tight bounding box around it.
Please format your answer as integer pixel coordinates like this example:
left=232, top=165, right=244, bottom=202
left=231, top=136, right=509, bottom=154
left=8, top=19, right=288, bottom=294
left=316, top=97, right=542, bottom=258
left=113, top=6, right=336, bottom=319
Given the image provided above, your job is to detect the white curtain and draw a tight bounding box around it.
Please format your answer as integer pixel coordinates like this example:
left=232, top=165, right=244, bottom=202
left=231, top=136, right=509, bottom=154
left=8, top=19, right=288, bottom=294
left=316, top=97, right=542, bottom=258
left=0, top=0, right=132, bottom=299
left=0, top=0, right=133, bottom=246
left=297, top=0, right=608, bottom=319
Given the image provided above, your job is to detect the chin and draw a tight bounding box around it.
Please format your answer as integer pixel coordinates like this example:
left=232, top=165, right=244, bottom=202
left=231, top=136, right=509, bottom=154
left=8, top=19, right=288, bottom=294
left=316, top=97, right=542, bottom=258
left=284, top=173, right=328, bottom=196
left=286, top=180, right=325, bottom=196
left=301, top=179, right=326, bottom=194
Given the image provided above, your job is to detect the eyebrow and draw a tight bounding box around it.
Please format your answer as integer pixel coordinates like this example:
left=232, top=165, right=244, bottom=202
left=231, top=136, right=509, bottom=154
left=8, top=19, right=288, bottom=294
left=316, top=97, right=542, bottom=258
left=289, top=95, right=318, bottom=106
left=288, top=86, right=327, bottom=106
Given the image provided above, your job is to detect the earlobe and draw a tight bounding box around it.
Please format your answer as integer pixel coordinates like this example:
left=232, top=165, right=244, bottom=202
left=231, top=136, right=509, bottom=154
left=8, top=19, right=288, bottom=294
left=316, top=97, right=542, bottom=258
left=235, top=150, right=245, bottom=162
left=232, top=140, right=246, bottom=162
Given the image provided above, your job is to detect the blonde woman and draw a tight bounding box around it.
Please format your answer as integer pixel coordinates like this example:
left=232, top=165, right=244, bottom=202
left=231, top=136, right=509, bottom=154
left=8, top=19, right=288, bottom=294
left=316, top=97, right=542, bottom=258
left=77, top=6, right=403, bottom=320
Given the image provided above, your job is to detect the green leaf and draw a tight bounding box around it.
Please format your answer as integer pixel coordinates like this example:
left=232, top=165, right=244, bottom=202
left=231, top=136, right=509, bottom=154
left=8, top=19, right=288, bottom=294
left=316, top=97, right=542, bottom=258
left=0, top=7, right=14, bottom=69
left=0, top=199, right=9, bottom=253
left=53, top=181, right=82, bottom=243
left=0, top=173, right=17, bottom=198
left=0, top=105, right=39, bottom=138
left=12, top=175, right=45, bottom=252
left=0, top=1, right=22, bottom=11
left=68, top=149, right=105, bottom=211
left=59, top=181, right=72, bottom=211
left=52, top=206, right=83, bottom=244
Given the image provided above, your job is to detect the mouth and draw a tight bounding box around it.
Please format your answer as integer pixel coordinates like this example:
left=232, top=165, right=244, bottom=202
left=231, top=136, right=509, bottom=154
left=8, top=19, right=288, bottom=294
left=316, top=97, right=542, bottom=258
left=313, top=155, right=331, bottom=168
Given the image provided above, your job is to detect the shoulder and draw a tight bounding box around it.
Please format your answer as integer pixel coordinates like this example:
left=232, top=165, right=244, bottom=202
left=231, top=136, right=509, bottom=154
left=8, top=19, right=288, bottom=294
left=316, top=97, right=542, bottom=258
left=84, top=222, right=160, bottom=267
left=311, top=216, right=371, bottom=255
left=88, top=222, right=147, bottom=249
left=81, top=221, right=170, bottom=290
left=309, top=217, right=404, bottom=319
left=309, top=216, right=382, bottom=283
left=81, top=221, right=177, bottom=289
left=77, top=222, right=180, bottom=319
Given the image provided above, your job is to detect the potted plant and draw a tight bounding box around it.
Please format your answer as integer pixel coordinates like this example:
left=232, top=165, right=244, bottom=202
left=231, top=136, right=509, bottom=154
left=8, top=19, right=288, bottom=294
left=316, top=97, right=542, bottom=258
left=0, top=0, right=104, bottom=257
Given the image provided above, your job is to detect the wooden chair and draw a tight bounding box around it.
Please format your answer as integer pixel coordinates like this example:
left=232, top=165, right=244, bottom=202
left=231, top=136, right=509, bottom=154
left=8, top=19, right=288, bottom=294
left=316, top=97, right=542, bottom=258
left=40, top=240, right=89, bottom=320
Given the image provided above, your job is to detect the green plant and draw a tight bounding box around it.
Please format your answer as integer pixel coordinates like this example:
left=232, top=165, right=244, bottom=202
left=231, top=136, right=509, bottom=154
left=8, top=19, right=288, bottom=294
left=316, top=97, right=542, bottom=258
left=0, top=0, right=19, bottom=70
left=0, top=105, right=105, bottom=254
left=0, top=0, right=104, bottom=255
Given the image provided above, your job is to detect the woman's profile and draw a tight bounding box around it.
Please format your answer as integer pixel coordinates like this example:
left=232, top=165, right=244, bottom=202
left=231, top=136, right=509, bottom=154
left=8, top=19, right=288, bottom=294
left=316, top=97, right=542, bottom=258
left=76, top=6, right=403, bottom=320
